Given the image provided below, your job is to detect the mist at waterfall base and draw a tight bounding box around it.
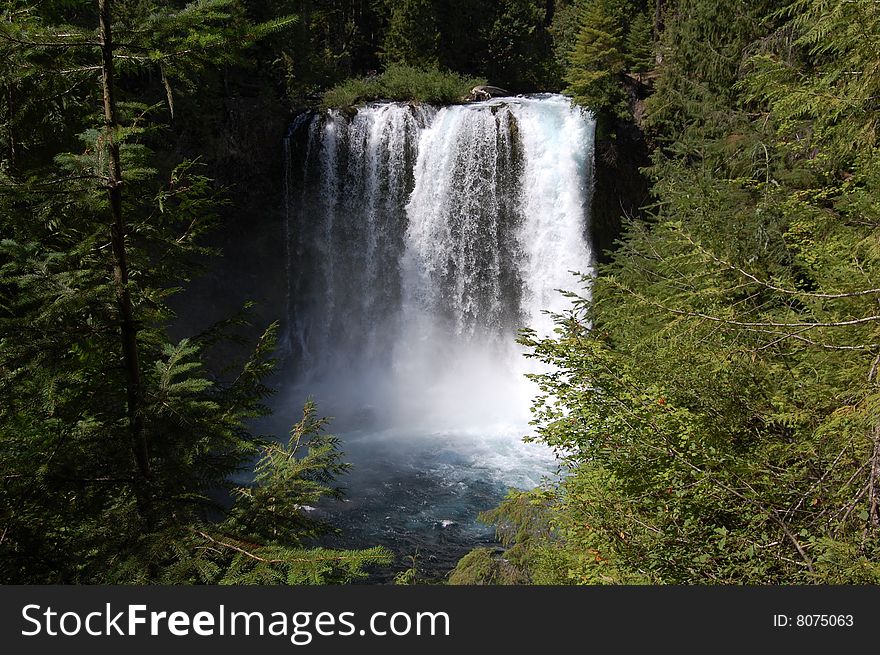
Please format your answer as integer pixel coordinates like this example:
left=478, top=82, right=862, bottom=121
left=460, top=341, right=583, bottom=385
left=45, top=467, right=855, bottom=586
left=275, top=94, right=595, bottom=577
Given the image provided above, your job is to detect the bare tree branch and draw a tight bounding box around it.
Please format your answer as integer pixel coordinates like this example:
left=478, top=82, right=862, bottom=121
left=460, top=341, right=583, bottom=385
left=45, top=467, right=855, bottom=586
left=679, top=229, right=880, bottom=299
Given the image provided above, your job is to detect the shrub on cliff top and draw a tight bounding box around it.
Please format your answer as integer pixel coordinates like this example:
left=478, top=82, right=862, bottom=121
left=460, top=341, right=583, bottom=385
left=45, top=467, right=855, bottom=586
left=321, top=64, right=486, bottom=108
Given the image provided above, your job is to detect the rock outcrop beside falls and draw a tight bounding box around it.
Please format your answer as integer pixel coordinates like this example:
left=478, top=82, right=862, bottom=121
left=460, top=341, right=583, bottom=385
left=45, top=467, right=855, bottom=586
left=468, top=85, right=511, bottom=101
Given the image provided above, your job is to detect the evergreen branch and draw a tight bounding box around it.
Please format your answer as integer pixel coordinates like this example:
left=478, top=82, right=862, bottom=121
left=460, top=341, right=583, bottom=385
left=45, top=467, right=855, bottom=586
left=754, top=331, right=880, bottom=352
left=194, top=531, right=380, bottom=565
left=590, top=358, right=817, bottom=574
left=612, top=279, right=880, bottom=330
left=868, top=426, right=880, bottom=532
left=678, top=229, right=880, bottom=299
left=666, top=308, right=880, bottom=331
left=195, top=531, right=286, bottom=563
left=39, top=65, right=103, bottom=75
left=0, top=27, right=100, bottom=49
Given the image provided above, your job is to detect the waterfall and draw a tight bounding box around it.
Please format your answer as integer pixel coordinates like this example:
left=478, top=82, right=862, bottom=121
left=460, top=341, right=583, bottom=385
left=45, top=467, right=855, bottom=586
left=283, top=94, right=595, bottom=436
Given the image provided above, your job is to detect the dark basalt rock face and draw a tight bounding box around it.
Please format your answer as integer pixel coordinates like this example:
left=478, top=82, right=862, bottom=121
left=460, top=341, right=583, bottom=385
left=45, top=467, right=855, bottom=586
left=168, top=85, right=290, bottom=357
left=590, top=112, right=652, bottom=264
left=469, top=85, right=511, bottom=101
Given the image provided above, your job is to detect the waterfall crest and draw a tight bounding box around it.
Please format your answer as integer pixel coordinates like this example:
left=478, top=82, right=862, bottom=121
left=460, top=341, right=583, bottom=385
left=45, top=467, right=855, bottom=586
left=284, top=94, right=595, bottom=434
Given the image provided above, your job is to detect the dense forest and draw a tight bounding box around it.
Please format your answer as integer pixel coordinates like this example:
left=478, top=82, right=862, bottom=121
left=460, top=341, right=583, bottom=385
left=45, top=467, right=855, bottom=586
left=2, top=0, right=880, bottom=584
left=452, top=0, right=880, bottom=584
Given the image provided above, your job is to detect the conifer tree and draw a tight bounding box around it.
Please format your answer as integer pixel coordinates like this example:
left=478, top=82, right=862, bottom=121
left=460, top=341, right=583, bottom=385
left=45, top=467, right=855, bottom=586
left=454, top=0, right=880, bottom=585
left=0, top=0, right=390, bottom=584
left=483, top=0, right=556, bottom=91
left=565, top=1, right=626, bottom=113
left=564, top=0, right=653, bottom=117
left=379, top=0, right=440, bottom=68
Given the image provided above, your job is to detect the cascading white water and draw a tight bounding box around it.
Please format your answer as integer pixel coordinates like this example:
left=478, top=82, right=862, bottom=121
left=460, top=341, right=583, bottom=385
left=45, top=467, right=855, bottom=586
left=283, top=94, right=594, bottom=476
left=513, top=95, right=595, bottom=335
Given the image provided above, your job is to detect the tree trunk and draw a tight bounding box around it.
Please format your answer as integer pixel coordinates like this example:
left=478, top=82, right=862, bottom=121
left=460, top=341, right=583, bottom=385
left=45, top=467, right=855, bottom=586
left=98, top=0, right=152, bottom=522
left=6, top=86, right=15, bottom=168
left=869, top=425, right=880, bottom=531
left=654, top=0, right=664, bottom=40
left=544, top=0, right=555, bottom=28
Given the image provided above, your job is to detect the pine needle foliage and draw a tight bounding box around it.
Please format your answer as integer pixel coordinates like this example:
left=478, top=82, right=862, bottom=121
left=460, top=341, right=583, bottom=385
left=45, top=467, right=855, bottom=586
left=321, top=64, right=485, bottom=109
left=0, top=1, right=388, bottom=584
left=564, top=0, right=655, bottom=118
left=454, top=0, right=880, bottom=585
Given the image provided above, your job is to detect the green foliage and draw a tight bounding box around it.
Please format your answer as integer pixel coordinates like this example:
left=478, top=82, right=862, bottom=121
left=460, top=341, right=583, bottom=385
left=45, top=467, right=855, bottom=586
left=226, top=400, right=348, bottom=545
left=566, top=1, right=627, bottom=114
left=742, top=0, right=880, bottom=166
left=457, top=0, right=880, bottom=585
left=549, top=0, right=588, bottom=73
left=392, top=551, right=421, bottom=585
left=0, top=0, right=387, bottom=584
left=643, top=0, right=782, bottom=140
left=379, top=0, right=440, bottom=68
left=156, top=399, right=392, bottom=585
left=624, top=10, right=653, bottom=73
left=564, top=0, right=653, bottom=117
left=321, top=64, right=485, bottom=108
left=482, top=0, right=557, bottom=91
left=275, top=0, right=386, bottom=103
left=449, top=490, right=547, bottom=585
left=448, top=548, right=524, bottom=585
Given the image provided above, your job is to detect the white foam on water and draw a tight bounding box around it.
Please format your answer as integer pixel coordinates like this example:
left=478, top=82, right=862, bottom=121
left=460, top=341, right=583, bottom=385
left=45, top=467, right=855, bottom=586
left=283, top=94, right=595, bottom=485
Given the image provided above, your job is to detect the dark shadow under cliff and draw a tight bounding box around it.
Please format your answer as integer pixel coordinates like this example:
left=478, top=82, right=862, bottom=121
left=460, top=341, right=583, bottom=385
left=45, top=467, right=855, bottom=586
left=589, top=111, right=652, bottom=264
